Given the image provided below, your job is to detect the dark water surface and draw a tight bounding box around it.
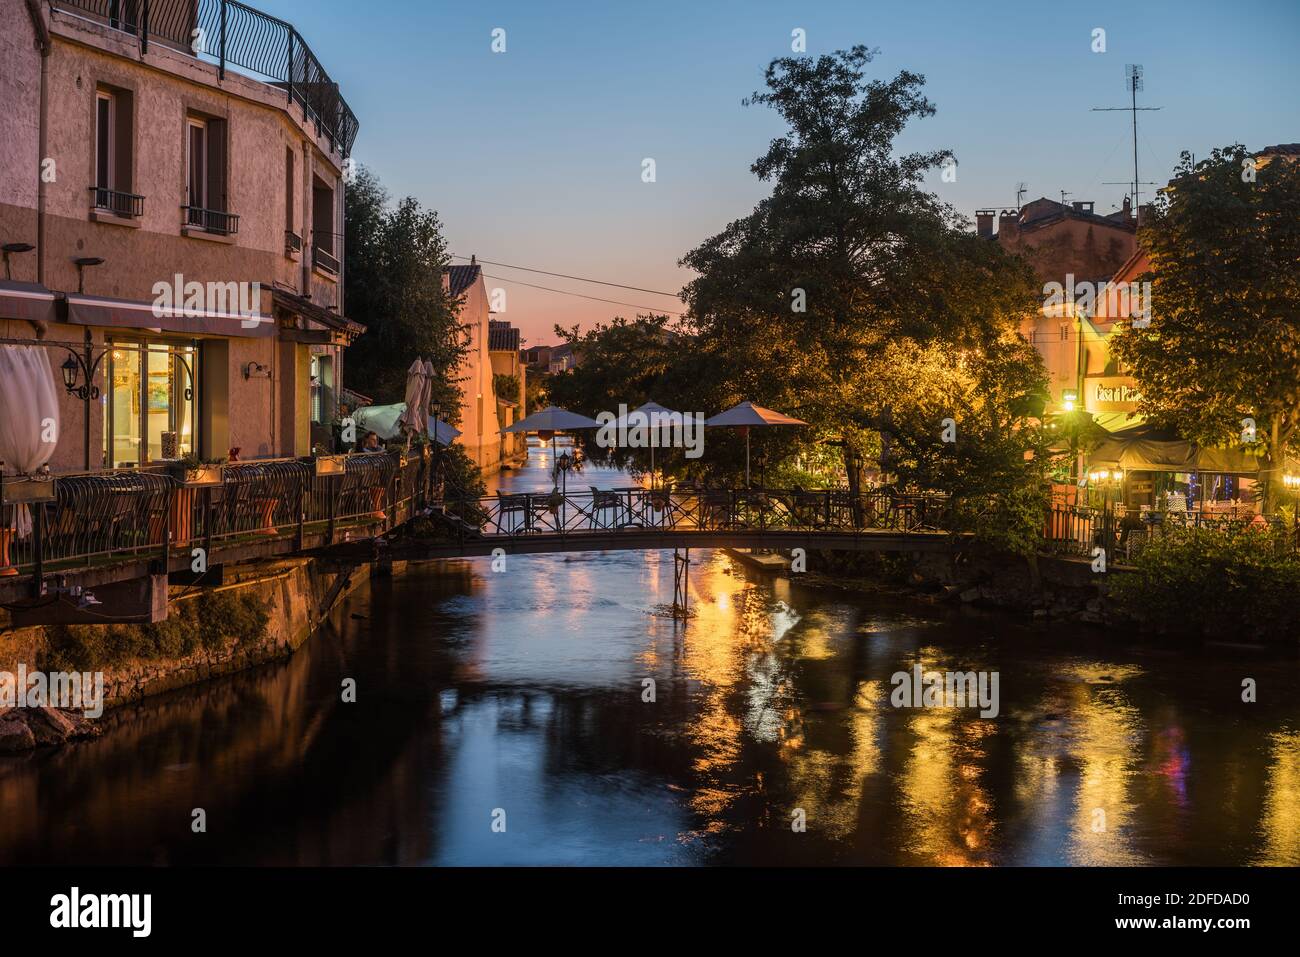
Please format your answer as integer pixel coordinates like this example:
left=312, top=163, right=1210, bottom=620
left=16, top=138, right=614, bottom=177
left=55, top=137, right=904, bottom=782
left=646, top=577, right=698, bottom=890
left=2, top=444, right=1297, bottom=865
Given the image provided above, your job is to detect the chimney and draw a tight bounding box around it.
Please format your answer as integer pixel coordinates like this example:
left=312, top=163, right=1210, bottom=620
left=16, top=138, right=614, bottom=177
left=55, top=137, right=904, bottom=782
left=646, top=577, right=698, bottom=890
left=1136, top=204, right=1152, bottom=230
left=1071, top=200, right=1094, bottom=215
left=1121, top=195, right=1132, bottom=218
left=975, top=209, right=995, bottom=239
left=998, top=209, right=1019, bottom=241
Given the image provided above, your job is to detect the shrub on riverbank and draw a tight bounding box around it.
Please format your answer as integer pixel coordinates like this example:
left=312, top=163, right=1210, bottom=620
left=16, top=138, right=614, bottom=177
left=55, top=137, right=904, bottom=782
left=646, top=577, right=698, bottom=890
left=1108, top=527, right=1300, bottom=642
left=42, top=591, right=270, bottom=672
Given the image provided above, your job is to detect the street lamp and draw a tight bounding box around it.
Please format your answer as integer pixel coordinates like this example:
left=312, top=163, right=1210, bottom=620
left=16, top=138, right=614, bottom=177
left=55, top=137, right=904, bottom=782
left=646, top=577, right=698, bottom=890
left=1088, top=468, right=1124, bottom=564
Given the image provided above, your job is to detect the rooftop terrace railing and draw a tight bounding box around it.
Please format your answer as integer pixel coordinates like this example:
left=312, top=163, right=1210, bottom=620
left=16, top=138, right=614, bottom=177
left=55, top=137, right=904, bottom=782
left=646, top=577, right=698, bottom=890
left=52, top=0, right=359, bottom=156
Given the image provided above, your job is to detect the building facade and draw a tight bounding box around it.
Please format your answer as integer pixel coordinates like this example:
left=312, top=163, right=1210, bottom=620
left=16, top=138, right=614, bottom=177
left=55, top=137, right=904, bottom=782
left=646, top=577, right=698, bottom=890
left=445, top=262, right=504, bottom=474
left=488, top=319, right=527, bottom=464
left=0, top=0, right=360, bottom=474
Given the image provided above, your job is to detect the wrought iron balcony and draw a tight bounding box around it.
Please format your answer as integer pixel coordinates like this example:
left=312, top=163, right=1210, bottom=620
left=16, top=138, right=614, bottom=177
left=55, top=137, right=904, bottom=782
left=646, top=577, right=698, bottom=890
left=53, top=0, right=359, bottom=156
left=285, top=230, right=302, bottom=255
left=182, top=205, right=240, bottom=235
left=89, top=186, right=145, bottom=218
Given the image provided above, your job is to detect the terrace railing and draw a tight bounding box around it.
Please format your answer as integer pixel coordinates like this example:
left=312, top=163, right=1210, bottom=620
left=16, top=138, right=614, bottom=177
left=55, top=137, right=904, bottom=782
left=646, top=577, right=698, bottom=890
left=431, top=486, right=952, bottom=544
left=52, top=0, right=359, bottom=156
left=0, top=451, right=424, bottom=586
left=89, top=186, right=145, bottom=218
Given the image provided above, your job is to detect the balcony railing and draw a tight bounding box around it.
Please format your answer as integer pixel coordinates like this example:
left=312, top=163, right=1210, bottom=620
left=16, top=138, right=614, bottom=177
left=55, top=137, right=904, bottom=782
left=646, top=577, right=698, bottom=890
left=89, top=186, right=145, bottom=218
left=285, top=230, right=302, bottom=254
left=311, top=230, right=339, bottom=274
left=0, top=451, right=427, bottom=583
left=52, top=0, right=359, bottom=156
left=182, top=205, right=240, bottom=235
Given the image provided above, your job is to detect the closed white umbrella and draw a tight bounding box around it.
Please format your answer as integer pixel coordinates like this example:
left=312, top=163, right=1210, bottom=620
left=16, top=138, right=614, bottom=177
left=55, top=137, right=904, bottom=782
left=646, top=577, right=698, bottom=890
left=0, top=345, right=60, bottom=538
left=705, top=401, right=808, bottom=486
left=399, top=359, right=427, bottom=438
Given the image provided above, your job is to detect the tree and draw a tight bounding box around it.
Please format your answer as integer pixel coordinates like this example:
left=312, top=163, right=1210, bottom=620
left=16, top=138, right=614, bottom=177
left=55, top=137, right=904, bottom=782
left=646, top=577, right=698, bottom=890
left=344, top=165, right=467, bottom=417
left=677, top=46, right=1044, bottom=497
left=1110, top=146, right=1300, bottom=508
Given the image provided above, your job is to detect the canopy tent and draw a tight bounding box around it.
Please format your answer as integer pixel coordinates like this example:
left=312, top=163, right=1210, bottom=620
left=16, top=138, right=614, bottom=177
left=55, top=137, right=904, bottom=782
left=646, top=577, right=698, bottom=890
left=705, top=401, right=808, bottom=486
left=1088, top=422, right=1262, bottom=474
left=353, top=402, right=461, bottom=446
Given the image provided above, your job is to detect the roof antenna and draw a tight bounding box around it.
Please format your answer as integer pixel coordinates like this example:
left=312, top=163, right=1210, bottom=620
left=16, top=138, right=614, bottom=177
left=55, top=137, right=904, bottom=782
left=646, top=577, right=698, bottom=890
left=1015, top=182, right=1027, bottom=209
left=1091, top=64, right=1162, bottom=208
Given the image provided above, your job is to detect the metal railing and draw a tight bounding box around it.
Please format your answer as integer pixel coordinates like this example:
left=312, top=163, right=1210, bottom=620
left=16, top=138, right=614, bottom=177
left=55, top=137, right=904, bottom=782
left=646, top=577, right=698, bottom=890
left=311, top=233, right=339, bottom=275
left=52, top=0, right=359, bottom=156
left=0, top=452, right=425, bottom=586
left=429, top=486, right=952, bottom=543
left=89, top=186, right=145, bottom=217
left=285, top=229, right=302, bottom=254
left=182, top=205, right=240, bottom=235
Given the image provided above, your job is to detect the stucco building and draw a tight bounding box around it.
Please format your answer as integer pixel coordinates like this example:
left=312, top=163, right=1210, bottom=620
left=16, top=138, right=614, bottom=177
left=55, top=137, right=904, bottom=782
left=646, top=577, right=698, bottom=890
left=0, top=0, right=361, bottom=473
left=445, top=261, right=505, bottom=474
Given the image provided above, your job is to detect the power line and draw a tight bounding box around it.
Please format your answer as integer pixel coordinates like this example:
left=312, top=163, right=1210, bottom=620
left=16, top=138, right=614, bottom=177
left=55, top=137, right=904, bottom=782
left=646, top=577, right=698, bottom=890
left=480, top=272, right=685, bottom=316
left=452, top=254, right=684, bottom=299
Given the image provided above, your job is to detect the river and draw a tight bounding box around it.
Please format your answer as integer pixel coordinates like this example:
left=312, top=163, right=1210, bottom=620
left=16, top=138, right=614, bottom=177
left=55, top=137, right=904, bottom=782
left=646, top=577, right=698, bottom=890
left=1, top=442, right=1297, bottom=866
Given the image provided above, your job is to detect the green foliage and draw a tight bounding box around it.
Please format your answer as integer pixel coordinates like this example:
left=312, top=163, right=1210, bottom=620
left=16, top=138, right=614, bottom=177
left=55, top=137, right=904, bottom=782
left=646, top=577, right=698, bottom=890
left=493, top=373, right=520, bottom=406
left=1109, top=526, right=1300, bottom=642
left=1110, top=145, right=1300, bottom=505
left=344, top=164, right=467, bottom=416
left=437, top=441, right=486, bottom=499
left=42, top=590, right=271, bottom=672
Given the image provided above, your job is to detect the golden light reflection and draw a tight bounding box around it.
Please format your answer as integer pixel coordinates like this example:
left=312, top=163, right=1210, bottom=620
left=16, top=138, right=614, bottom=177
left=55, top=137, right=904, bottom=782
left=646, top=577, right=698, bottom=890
left=1255, top=730, right=1300, bottom=865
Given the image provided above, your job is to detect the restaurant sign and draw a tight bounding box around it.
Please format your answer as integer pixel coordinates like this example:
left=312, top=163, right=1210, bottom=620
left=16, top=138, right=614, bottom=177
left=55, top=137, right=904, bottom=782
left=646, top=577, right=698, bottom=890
left=1086, top=375, right=1141, bottom=413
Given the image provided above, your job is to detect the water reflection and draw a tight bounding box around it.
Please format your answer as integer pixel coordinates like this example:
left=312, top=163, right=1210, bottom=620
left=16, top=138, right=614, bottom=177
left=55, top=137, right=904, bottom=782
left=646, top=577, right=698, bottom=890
left=0, top=440, right=1297, bottom=865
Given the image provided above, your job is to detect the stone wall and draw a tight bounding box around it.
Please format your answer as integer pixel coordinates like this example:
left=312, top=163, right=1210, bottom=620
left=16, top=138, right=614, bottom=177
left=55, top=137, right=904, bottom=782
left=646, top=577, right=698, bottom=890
left=0, top=556, right=364, bottom=711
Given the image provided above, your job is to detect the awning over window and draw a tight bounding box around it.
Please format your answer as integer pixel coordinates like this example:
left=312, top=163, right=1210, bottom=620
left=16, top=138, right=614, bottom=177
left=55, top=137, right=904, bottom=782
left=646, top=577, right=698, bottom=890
left=62, top=292, right=276, bottom=338
left=0, top=280, right=59, bottom=326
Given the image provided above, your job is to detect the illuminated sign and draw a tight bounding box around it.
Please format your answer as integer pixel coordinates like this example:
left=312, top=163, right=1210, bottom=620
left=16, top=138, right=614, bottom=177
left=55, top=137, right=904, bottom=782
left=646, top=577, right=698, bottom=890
left=1085, top=375, right=1141, bottom=413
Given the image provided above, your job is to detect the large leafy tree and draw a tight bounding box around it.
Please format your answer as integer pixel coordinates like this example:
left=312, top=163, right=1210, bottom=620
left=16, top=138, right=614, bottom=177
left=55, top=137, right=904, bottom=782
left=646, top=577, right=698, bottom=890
left=677, top=46, right=1045, bottom=502
left=344, top=165, right=467, bottom=417
left=1110, top=145, right=1300, bottom=506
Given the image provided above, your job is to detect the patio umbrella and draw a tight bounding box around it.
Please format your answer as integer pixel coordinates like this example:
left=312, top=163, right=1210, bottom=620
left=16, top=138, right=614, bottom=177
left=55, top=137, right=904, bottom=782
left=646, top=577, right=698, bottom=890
left=0, top=345, right=59, bottom=539
left=502, top=405, right=601, bottom=486
left=613, top=401, right=705, bottom=489
left=399, top=359, right=428, bottom=440
left=354, top=402, right=461, bottom=446
left=705, top=401, right=808, bottom=486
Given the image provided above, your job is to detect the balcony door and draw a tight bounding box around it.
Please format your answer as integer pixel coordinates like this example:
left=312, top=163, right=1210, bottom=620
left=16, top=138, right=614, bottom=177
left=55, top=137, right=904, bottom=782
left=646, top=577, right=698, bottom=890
left=104, top=341, right=199, bottom=468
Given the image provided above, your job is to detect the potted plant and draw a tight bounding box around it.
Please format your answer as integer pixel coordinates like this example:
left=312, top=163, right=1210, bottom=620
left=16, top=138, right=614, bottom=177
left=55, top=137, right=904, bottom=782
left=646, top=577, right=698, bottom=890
left=166, top=454, right=224, bottom=487
left=546, top=489, right=564, bottom=516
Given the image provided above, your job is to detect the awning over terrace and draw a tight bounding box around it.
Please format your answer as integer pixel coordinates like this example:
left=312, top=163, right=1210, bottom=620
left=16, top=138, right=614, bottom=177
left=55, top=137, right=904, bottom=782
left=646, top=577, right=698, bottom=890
left=62, top=292, right=277, bottom=338
left=1088, top=422, right=1262, bottom=473
left=0, top=281, right=60, bottom=326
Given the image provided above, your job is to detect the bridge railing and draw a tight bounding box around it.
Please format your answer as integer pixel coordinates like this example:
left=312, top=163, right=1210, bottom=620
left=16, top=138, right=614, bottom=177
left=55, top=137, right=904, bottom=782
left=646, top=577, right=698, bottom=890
left=0, top=451, right=425, bottom=585
left=430, top=486, right=952, bottom=542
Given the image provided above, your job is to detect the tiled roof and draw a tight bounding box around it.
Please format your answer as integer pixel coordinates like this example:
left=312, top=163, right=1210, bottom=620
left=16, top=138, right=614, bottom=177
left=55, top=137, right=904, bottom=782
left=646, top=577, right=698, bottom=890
left=488, top=321, right=519, bottom=352
left=445, top=264, right=481, bottom=298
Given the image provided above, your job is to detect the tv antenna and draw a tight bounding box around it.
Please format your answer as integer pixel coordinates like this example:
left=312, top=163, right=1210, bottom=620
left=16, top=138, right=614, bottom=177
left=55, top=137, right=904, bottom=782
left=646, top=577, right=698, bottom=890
left=1015, top=182, right=1027, bottom=208
left=1060, top=189, right=1071, bottom=206
left=1092, top=64, right=1161, bottom=208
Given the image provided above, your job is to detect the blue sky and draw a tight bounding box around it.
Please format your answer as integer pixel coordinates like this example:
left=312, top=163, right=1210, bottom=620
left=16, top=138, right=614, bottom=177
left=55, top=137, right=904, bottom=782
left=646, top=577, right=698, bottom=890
left=279, top=0, right=1299, bottom=342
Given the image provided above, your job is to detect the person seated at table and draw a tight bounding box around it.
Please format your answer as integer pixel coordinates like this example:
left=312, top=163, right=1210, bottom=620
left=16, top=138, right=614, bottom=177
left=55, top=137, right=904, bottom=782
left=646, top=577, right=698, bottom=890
left=360, top=431, right=382, bottom=452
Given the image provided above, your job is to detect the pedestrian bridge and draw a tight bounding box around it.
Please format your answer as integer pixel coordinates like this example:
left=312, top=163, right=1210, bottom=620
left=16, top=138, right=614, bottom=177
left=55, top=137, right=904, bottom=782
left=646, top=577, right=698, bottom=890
left=347, top=484, right=957, bottom=562
left=5, top=449, right=1139, bottom=621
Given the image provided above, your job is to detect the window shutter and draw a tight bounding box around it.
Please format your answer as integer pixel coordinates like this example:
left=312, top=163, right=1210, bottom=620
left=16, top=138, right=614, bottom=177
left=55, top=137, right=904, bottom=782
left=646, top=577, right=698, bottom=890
left=114, top=91, right=134, bottom=192
left=207, top=118, right=227, bottom=212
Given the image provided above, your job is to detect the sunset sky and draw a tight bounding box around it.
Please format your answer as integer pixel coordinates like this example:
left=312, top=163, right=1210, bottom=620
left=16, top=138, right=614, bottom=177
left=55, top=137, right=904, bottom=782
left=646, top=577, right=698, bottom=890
left=284, top=0, right=1299, bottom=345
